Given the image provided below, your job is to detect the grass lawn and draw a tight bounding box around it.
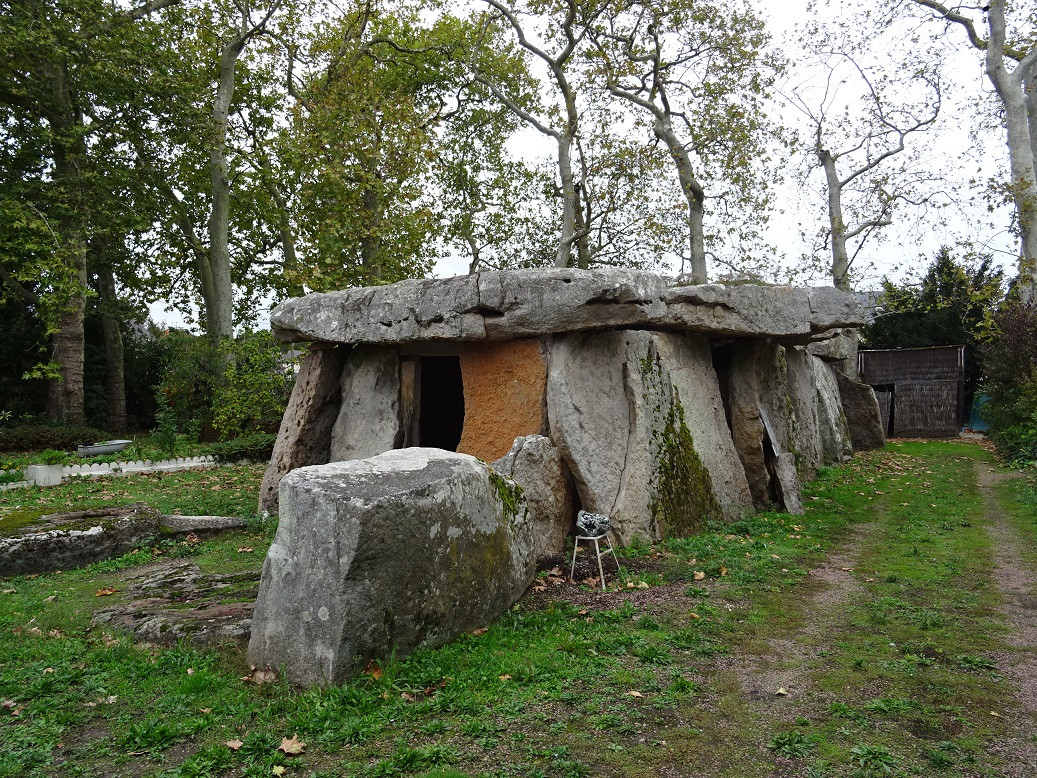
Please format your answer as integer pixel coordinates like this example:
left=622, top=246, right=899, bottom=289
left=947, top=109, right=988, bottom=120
left=1, top=442, right=1035, bottom=777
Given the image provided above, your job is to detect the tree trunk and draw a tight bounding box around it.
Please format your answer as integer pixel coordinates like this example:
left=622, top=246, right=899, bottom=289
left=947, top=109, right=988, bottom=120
left=360, top=169, right=382, bottom=280
left=653, top=115, right=707, bottom=283
left=46, top=243, right=87, bottom=425
left=44, top=59, right=88, bottom=424
left=206, top=34, right=246, bottom=339
left=555, top=134, right=578, bottom=268
left=819, top=149, right=851, bottom=291
left=986, top=0, right=1037, bottom=302
left=98, top=266, right=127, bottom=431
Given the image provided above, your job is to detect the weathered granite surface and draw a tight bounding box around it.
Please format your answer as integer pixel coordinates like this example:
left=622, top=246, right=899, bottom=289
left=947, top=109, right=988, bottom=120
left=458, top=340, right=548, bottom=461
left=328, top=346, right=402, bottom=463
left=835, top=371, right=886, bottom=451
left=271, top=270, right=867, bottom=346
left=547, top=330, right=751, bottom=544
left=492, top=435, right=576, bottom=559
left=260, top=345, right=347, bottom=514
left=248, top=449, right=535, bottom=686
left=92, top=561, right=257, bottom=646
left=0, top=505, right=163, bottom=577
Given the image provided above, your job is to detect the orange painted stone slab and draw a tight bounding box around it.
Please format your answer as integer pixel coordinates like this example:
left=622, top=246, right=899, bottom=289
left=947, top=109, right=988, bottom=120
left=457, top=339, right=547, bottom=461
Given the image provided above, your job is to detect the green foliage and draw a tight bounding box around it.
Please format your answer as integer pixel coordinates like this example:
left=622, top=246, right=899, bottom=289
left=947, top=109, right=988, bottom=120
left=157, top=330, right=295, bottom=442
left=980, top=301, right=1037, bottom=465
left=209, top=433, right=278, bottom=463
left=211, top=331, right=296, bottom=440
left=862, top=247, right=1004, bottom=404
left=0, top=423, right=107, bottom=453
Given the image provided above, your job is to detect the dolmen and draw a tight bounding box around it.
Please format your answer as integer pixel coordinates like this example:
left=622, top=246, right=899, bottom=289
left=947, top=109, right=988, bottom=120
left=249, top=268, right=884, bottom=684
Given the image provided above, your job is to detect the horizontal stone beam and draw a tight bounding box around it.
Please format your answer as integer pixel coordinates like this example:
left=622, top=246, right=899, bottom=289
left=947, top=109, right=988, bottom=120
left=271, top=269, right=867, bottom=347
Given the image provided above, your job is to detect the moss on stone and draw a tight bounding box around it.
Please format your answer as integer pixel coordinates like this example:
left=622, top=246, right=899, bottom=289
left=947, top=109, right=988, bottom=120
left=487, top=469, right=525, bottom=522
left=649, top=388, right=723, bottom=539
left=0, top=508, right=46, bottom=538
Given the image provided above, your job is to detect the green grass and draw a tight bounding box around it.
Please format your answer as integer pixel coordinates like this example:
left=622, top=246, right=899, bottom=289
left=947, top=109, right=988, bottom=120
left=0, top=443, right=1035, bottom=776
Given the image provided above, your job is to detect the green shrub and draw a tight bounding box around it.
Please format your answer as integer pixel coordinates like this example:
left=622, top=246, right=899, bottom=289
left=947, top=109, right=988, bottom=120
left=156, top=330, right=296, bottom=442
left=982, top=302, right=1037, bottom=465
left=209, top=432, right=278, bottom=463
left=211, top=331, right=296, bottom=440
left=0, top=423, right=108, bottom=452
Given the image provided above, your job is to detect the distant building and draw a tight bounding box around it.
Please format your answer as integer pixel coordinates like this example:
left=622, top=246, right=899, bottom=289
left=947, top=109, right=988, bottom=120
left=859, top=346, right=965, bottom=437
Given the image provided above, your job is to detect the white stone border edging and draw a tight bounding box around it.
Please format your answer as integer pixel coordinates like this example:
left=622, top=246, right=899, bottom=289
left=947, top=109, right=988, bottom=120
left=6, top=456, right=250, bottom=488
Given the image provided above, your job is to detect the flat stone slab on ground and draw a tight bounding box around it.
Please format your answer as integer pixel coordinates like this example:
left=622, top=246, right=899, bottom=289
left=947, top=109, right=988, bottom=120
left=0, top=505, right=163, bottom=577
left=91, top=560, right=258, bottom=646
left=0, top=505, right=250, bottom=577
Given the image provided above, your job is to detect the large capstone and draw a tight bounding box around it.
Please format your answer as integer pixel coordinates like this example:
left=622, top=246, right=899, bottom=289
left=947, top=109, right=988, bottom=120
left=547, top=330, right=751, bottom=544
left=247, top=449, right=534, bottom=687
left=271, top=270, right=868, bottom=347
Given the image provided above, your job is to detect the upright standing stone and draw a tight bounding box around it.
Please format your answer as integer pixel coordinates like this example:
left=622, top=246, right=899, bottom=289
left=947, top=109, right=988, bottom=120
left=458, top=339, right=548, bottom=462
left=785, top=347, right=824, bottom=480
left=329, top=346, right=402, bottom=462
left=259, top=346, right=348, bottom=514
left=248, top=449, right=534, bottom=687
left=835, top=371, right=886, bottom=451
left=727, top=341, right=771, bottom=509
left=812, top=356, right=853, bottom=464
left=548, top=331, right=750, bottom=544
left=492, top=435, right=576, bottom=559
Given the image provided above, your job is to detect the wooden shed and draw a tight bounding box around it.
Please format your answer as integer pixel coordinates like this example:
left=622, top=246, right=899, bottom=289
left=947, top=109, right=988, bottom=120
left=858, top=346, right=964, bottom=438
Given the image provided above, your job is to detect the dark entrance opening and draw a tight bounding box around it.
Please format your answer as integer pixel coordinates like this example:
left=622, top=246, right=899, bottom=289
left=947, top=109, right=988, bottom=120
left=416, top=356, right=465, bottom=451
left=710, top=342, right=735, bottom=429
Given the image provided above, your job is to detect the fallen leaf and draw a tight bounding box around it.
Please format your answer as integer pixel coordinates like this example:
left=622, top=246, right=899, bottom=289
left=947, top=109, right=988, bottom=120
left=272, top=767, right=286, bottom=776
left=1, top=590, right=15, bottom=595
left=693, top=571, right=706, bottom=581
left=470, top=627, right=488, bottom=636
left=499, top=674, right=512, bottom=681
left=45, top=595, right=57, bottom=602
left=186, top=668, right=195, bottom=675
left=719, top=567, right=728, bottom=577
left=104, top=696, right=117, bottom=704
left=95, top=587, right=118, bottom=597
left=43, top=667, right=55, bottom=674
left=689, top=612, right=701, bottom=620
left=242, top=665, right=278, bottom=685
left=532, top=584, right=547, bottom=592
left=400, top=692, right=416, bottom=702
left=990, top=711, right=1001, bottom=718
left=548, top=566, right=563, bottom=576
left=625, top=690, right=644, bottom=697
left=237, top=547, right=254, bottom=553
left=770, top=555, right=781, bottom=560
left=225, top=739, right=243, bottom=750
left=363, top=660, right=383, bottom=680
left=775, top=687, right=788, bottom=696
left=184, top=533, right=200, bottom=544
left=48, top=630, right=63, bottom=638
left=278, top=734, right=305, bottom=755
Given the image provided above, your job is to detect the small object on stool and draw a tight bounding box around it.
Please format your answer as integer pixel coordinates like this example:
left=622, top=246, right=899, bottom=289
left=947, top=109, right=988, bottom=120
left=571, top=510, right=616, bottom=590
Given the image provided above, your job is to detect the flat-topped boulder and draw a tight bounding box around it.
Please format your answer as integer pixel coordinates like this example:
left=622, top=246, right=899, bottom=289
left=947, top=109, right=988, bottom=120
left=271, top=269, right=867, bottom=347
